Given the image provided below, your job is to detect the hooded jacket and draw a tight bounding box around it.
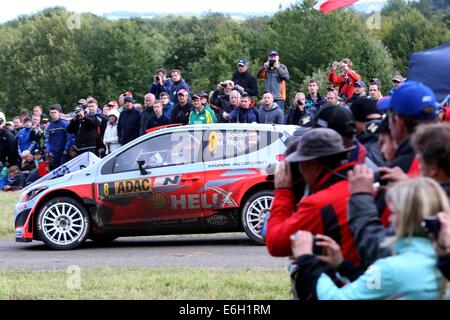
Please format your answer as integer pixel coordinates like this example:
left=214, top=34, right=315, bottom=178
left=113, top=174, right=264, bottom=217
left=257, top=103, right=284, bottom=124
left=266, top=162, right=361, bottom=266
left=0, top=127, right=18, bottom=166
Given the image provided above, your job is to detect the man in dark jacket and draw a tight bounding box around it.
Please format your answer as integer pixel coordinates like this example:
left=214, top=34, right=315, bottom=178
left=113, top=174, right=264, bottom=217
left=231, top=59, right=258, bottom=98
left=0, top=119, right=19, bottom=166
left=148, top=68, right=172, bottom=98
left=168, top=69, right=190, bottom=104
left=140, top=93, right=156, bottom=135
left=45, top=104, right=73, bottom=170
left=266, top=128, right=360, bottom=266
left=350, top=98, right=384, bottom=166
left=117, top=96, right=141, bottom=145
left=67, top=105, right=100, bottom=155
left=305, top=80, right=325, bottom=114
left=228, top=93, right=258, bottom=123
left=286, top=92, right=308, bottom=126
left=347, top=82, right=440, bottom=268
left=170, top=89, right=194, bottom=125
left=346, top=80, right=367, bottom=106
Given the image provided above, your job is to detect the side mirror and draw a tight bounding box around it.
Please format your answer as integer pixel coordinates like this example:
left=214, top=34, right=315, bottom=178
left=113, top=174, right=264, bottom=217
left=137, top=160, right=149, bottom=176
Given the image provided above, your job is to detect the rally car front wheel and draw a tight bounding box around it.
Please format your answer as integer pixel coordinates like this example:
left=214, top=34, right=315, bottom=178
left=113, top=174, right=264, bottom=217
left=241, top=190, right=274, bottom=244
left=36, top=197, right=90, bottom=250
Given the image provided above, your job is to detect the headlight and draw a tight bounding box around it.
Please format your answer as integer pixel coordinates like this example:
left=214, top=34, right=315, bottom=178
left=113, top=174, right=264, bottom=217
left=19, top=187, right=48, bottom=203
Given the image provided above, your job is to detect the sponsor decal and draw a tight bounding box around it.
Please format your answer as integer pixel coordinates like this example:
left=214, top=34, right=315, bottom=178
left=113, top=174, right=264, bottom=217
left=149, top=192, right=169, bottom=210
left=98, top=178, right=152, bottom=198
left=206, top=215, right=229, bottom=226
left=170, top=194, right=220, bottom=210
left=170, top=187, right=237, bottom=210
left=153, top=175, right=181, bottom=188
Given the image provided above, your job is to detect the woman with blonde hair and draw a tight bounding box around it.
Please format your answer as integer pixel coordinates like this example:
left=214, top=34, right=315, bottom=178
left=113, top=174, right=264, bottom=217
left=291, top=177, right=449, bottom=300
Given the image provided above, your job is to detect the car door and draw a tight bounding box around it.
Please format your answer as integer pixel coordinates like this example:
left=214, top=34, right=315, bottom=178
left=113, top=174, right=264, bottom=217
left=94, top=129, right=205, bottom=227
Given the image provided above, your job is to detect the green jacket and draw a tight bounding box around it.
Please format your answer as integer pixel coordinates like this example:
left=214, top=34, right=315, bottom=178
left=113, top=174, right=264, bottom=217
left=189, top=105, right=217, bottom=124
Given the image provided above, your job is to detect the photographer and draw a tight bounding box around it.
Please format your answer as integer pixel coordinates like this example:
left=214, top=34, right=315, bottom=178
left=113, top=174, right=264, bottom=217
left=210, top=80, right=242, bottom=123
left=285, top=92, right=309, bottom=126
left=327, top=58, right=361, bottom=103
left=148, top=68, right=171, bottom=99
left=257, top=50, right=289, bottom=109
left=347, top=83, right=441, bottom=268
left=67, top=105, right=100, bottom=156
left=291, top=177, right=449, bottom=300
left=266, top=128, right=360, bottom=265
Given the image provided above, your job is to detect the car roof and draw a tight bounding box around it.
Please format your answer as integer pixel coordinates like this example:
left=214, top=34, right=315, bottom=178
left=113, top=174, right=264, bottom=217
left=154, top=123, right=299, bottom=134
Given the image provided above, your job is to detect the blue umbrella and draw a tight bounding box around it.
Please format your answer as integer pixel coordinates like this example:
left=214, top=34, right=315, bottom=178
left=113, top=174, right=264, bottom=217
left=407, top=42, right=450, bottom=104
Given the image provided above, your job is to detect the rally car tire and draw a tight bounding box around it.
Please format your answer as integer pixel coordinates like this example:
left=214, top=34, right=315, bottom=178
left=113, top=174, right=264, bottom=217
left=241, top=190, right=274, bottom=244
left=36, top=197, right=90, bottom=250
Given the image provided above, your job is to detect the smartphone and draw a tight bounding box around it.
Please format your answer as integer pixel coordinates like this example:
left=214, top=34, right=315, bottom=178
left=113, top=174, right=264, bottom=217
left=312, top=237, right=323, bottom=255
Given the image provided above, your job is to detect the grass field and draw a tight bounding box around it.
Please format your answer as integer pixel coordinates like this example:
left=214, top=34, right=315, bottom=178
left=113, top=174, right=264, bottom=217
left=0, top=192, right=291, bottom=300
left=0, top=267, right=291, bottom=300
left=0, top=192, right=19, bottom=240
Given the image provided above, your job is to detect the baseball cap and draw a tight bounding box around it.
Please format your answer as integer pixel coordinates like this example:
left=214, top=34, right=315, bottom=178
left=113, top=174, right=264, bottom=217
left=377, top=81, right=439, bottom=120
left=285, top=128, right=354, bottom=162
left=392, top=75, right=404, bottom=83
left=177, top=89, right=188, bottom=96
left=268, top=50, right=279, bottom=56
left=310, top=105, right=357, bottom=138
left=77, top=99, right=87, bottom=106
left=74, top=106, right=84, bottom=112
left=355, top=80, right=366, bottom=88
left=192, top=93, right=202, bottom=100
left=50, top=104, right=62, bottom=112
left=350, top=97, right=381, bottom=122
left=238, top=59, right=248, bottom=66
left=124, top=96, right=134, bottom=103
left=327, top=84, right=339, bottom=91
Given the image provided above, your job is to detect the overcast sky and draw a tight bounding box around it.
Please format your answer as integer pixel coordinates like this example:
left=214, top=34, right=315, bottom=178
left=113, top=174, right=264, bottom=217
left=0, top=0, right=387, bottom=23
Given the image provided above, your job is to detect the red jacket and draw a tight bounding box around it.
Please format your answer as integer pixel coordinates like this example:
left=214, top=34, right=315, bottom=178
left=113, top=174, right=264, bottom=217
left=266, top=162, right=360, bottom=266
left=328, top=69, right=361, bottom=102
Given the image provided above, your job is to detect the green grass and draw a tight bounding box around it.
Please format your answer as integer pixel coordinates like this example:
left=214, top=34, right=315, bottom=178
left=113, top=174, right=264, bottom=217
left=0, top=192, right=19, bottom=240
left=0, top=267, right=291, bottom=300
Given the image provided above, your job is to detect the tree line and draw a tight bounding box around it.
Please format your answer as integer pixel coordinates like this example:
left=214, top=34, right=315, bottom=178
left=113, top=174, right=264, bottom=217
left=0, top=0, right=448, bottom=117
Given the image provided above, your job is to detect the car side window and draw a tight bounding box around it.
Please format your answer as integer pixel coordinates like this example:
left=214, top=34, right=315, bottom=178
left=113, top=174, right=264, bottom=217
left=112, top=131, right=202, bottom=174
left=203, top=130, right=281, bottom=162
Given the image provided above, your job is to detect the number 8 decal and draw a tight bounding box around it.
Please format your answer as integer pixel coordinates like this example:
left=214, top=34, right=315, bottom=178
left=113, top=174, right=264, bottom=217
left=208, top=131, right=217, bottom=153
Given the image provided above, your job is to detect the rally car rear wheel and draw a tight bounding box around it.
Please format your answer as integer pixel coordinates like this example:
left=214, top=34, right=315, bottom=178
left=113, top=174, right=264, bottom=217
left=36, top=197, right=90, bottom=250
left=241, top=190, right=274, bottom=244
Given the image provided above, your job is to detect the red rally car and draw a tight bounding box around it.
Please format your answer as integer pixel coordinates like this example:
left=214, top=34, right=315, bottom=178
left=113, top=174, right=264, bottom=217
left=14, top=123, right=298, bottom=250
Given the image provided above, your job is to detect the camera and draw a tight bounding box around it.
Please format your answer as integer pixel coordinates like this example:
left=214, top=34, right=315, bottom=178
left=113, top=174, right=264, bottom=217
left=421, top=217, right=441, bottom=237
left=221, top=82, right=228, bottom=89
left=268, top=59, right=276, bottom=68
left=313, top=237, right=323, bottom=255
left=155, top=75, right=161, bottom=82
left=297, top=99, right=305, bottom=106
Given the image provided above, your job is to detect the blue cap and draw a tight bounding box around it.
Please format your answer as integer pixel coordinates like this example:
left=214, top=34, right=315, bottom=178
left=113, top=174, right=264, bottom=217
left=268, top=50, right=279, bottom=56
left=377, top=81, right=438, bottom=120
left=237, top=59, right=248, bottom=66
